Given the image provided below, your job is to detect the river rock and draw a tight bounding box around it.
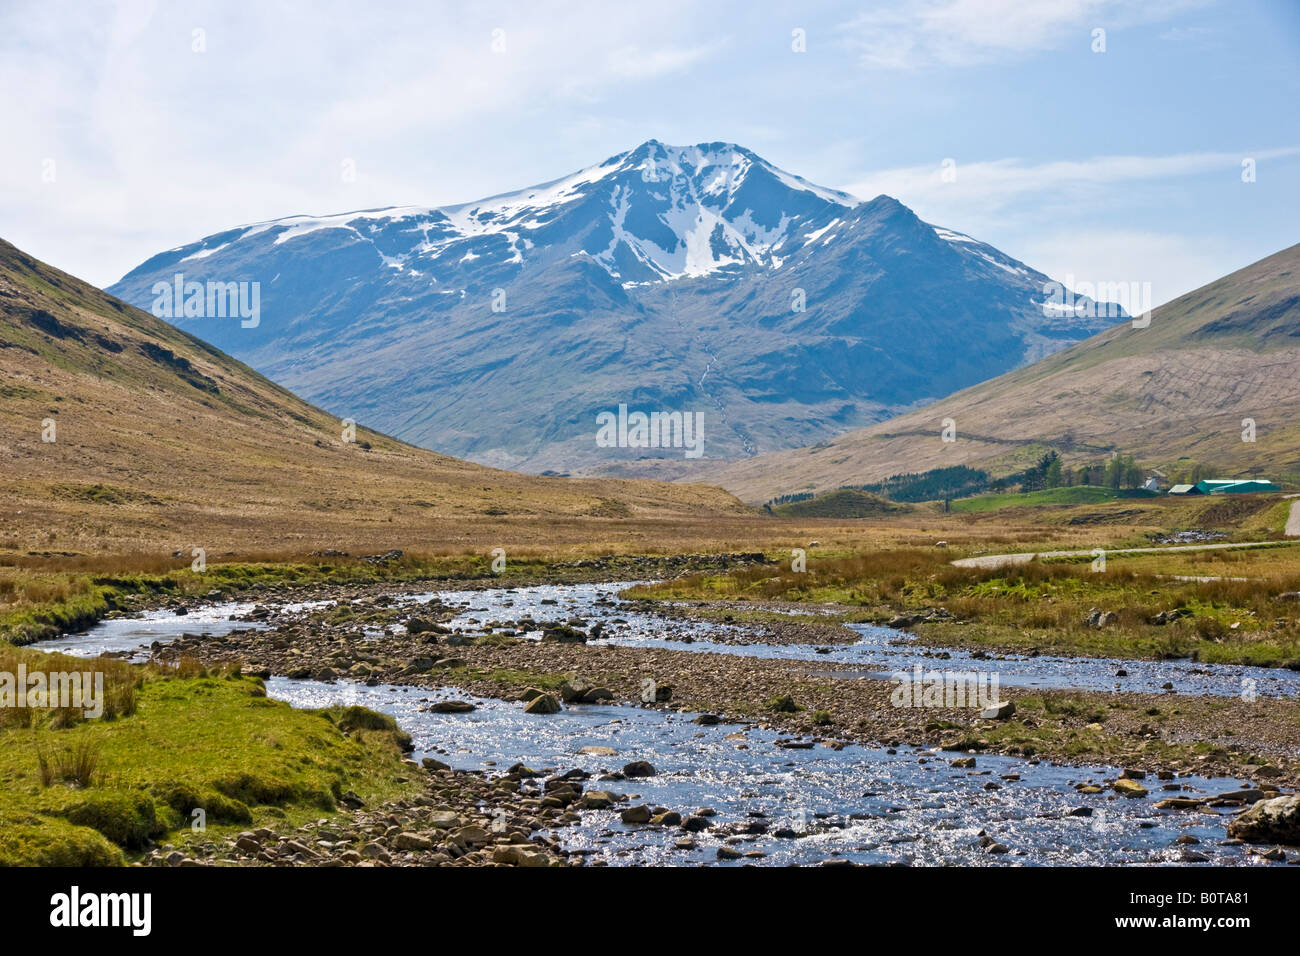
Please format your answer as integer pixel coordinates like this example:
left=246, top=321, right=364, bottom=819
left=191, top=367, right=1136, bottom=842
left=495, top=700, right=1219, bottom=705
left=401, top=656, right=436, bottom=674
left=560, top=679, right=593, bottom=703
left=1210, top=788, right=1269, bottom=805
left=1226, top=795, right=1300, bottom=844
left=979, top=700, right=1016, bottom=720
left=428, top=700, right=475, bottom=714
left=621, top=805, right=652, bottom=824
left=623, top=760, right=656, bottom=777
left=524, top=694, right=561, bottom=714
left=1113, top=778, right=1149, bottom=798
left=492, top=845, right=553, bottom=867
left=393, top=832, right=435, bottom=851
left=1154, top=797, right=1202, bottom=810
left=449, top=825, right=491, bottom=849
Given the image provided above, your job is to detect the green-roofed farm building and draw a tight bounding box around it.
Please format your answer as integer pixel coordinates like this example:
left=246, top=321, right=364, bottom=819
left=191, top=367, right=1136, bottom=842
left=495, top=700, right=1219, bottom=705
left=1193, top=479, right=1281, bottom=494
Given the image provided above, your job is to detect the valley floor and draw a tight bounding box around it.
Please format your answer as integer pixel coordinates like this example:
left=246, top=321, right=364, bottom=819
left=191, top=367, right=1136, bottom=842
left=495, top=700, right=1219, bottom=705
left=5, top=527, right=1300, bottom=866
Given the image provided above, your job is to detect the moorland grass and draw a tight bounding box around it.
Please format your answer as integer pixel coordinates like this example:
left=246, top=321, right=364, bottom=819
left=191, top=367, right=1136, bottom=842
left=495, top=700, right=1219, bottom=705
left=0, top=553, right=557, bottom=646
left=628, top=546, right=1300, bottom=666
left=0, top=646, right=418, bottom=866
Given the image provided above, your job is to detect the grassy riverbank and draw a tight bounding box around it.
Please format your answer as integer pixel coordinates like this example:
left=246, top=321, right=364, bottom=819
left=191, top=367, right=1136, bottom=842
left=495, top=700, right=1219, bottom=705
left=627, top=545, right=1300, bottom=667
left=0, top=552, right=559, bottom=646
left=0, top=645, right=417, bottom=865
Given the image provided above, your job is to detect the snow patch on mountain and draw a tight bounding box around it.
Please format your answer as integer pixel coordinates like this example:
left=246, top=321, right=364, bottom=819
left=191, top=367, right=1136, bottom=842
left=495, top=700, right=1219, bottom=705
left=168, top=141, right=865, bottom=287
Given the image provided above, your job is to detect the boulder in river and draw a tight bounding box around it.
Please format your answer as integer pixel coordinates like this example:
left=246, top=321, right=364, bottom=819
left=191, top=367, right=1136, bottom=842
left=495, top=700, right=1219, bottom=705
left=1226, top=795, right=1300, bottom=844
left=1153, top=797, right=1202, bottom=810
left=428, top=700, right=475, bottom=714
left=560, top=679, right=593, bottom=702
left=523, top=694, right=562, bottom=715
left=620, top=805, right=652, bottom=824
left=1112, top=778, right=1148, bottom=798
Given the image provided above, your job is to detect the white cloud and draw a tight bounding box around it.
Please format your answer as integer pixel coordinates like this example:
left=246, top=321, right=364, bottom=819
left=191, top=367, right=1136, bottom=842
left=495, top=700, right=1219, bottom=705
left=605, top=40, right=726, bottom=79
left=839, top=0, right=1209, bottom=68
left=844, top=147, right=1300, bottom=222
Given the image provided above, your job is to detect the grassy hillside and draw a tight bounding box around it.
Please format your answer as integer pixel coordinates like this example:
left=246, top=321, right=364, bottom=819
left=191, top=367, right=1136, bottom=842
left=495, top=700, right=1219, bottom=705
left=950, top=487, right=1143, bottom=513
left=769, top=489, right=910, bottom=518
left=0, top=238, right=761, bottom=558
left=698, top=244, right=1300, bottom=502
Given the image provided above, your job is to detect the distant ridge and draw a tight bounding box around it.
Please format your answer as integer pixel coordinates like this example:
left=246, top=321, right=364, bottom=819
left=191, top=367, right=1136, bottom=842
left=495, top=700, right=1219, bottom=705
left=696, top=244, right=1300, bottom=502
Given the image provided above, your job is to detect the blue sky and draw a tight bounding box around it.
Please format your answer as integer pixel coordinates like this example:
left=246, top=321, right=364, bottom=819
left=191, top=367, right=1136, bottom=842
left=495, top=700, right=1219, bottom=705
left=2, top=0, right=1297, bottom=304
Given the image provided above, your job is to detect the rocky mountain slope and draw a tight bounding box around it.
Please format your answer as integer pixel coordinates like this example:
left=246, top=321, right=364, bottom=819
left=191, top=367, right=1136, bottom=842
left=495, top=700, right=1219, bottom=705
left=107, top=141, right=1116, bottom=474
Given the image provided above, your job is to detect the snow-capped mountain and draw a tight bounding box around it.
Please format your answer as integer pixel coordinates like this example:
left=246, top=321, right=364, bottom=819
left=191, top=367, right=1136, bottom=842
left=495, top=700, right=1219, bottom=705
left=108, top=141, right=1119, bottom=474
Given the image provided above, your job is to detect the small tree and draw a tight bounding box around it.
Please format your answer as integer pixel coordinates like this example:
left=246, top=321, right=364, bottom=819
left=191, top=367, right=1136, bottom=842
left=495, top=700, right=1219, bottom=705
left=1045, top=456, right=1063, bottom=489
left=1105, top=455, right=1123, bottom=491
left=1124, top=455, right=1142, bottom=489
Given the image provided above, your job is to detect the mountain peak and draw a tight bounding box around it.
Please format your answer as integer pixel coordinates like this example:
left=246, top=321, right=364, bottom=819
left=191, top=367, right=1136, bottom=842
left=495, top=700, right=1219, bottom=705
left=108, top=141, right=1119, bottom=476
left=130, top=139, right=868, bottom=289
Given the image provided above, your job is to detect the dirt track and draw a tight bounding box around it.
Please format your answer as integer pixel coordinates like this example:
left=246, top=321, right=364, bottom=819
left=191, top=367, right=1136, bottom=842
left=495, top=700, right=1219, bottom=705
left=952, top=536, right=1298, bottom=571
